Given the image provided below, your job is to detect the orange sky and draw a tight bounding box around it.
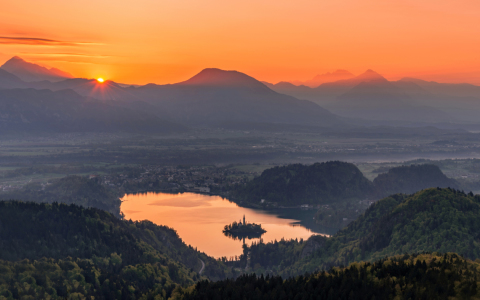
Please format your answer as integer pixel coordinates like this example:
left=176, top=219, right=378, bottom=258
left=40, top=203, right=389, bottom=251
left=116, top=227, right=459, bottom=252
left=1, top=0, right=479, bottom=85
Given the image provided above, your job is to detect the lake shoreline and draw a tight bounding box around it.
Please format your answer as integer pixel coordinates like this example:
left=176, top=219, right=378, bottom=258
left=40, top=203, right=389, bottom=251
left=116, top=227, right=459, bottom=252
left=120, top=191, right=334, bottom=258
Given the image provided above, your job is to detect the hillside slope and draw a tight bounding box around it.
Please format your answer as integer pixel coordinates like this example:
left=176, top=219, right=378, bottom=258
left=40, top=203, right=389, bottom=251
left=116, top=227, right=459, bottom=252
left=243, top=188, right=480, bottom=276
left=0, top=201, right=232, bottom=284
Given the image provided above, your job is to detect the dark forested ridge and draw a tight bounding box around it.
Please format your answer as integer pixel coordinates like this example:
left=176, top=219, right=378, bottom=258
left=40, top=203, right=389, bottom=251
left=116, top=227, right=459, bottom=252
left=239, top=188, right=480, bottom=277
left=232, top=161, right=374, bottom=205
left=0, top=175, right=122, bottom=216
left=182, top=253, right=479, bottom=300
left=232, top=162, right=459, bottom=206
left=0, top=201, right=232, bottom=299
left=373, top=164, right=459, bottom=197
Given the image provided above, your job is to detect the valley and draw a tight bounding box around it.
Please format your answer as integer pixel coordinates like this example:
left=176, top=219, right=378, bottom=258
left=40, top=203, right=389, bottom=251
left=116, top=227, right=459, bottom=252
left=1, top=53, right=480, bottom=299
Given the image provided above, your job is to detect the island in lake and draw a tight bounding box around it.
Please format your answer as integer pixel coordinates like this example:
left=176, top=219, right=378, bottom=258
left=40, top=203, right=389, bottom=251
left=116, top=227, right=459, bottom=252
left=223, top=215, right=267, bottom=240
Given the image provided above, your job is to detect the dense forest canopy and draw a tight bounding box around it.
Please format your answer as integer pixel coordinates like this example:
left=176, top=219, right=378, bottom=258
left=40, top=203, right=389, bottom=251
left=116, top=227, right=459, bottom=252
left=0, top=201, right=233, bottom=299
left=182, top=253, right=479, bottom=300
left=237, top=188, right=480, bottom=277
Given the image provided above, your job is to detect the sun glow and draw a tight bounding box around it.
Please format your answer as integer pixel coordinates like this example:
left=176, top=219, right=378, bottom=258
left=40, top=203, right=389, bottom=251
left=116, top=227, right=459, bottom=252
left=97, top=78, right=104, bottom=83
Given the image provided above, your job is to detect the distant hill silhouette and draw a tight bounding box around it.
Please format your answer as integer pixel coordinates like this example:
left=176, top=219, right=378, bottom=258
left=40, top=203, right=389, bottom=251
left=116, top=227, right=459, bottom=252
left=0, top=69, right=28, bottom=89
left=27, top=78, right=130, bottom=101
left=176, top=68, right=270, bottom=89
left=0, top=56, right=73, bottom=82
left=2, top=62, right=479, bottom=127
left=267, top=70, right=355, bottom=88
left=0, top=88, right=186, bottom=134
left=267, top=69, right=480, bottom=124
left=126, top=68, right=343, bottom=127
left=373, top=164, right=458, bottom=197
left=232, top=161, right=374, bottom=205
left=233, top=162, right=459, bottom=206
left=0, top=67, right=344, bottom=128
left=331, top=80, right=456, bottom=122
left=320, top=69, right=387, bottom=87
left=303, top=69, right=354, bottom=87
left=267, top=69, right=390, bottom=105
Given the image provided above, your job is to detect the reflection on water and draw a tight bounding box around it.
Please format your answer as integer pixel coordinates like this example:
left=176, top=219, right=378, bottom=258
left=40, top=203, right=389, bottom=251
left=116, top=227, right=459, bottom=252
left=222, top=231, right=264, bottom=241
left=121, top=192, right=337, bottom=258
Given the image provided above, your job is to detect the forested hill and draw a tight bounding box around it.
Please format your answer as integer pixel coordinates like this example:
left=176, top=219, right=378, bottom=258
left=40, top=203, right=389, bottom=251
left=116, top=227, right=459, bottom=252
left=182, top=253, right=479, bottom=300
left=241, top=188, right=480, bottom=277
left=0, top=201, right=232, bottom=299
left=232, top=162, right=459, bottom=206
left=0, top=175, right=122, bottom=216
left=232, top=161, right=374, bottom=205
left=373, top=164, right=459, bottom=198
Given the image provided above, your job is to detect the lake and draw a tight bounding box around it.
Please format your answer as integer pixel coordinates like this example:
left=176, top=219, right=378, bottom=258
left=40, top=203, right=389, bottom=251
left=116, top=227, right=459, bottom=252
left=121, top=192, right=338, bottom=258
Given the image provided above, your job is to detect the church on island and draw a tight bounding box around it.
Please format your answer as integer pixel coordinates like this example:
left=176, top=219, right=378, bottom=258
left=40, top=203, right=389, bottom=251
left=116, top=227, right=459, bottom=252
left=222, top=215, right=266, bottom=239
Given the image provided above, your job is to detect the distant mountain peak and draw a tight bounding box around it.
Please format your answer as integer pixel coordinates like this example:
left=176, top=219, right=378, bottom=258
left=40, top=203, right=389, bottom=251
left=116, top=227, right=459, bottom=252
left=312, top=69, right=353, bottom=79
left=9, top=56, right=24, bottom=62
left=356, top=69, right=386, bottom=81
left=176, top=68, right=269, bottom=89
left=302, top=69, right=355, bottom=87
left=1, top=56, right=73, bottom=82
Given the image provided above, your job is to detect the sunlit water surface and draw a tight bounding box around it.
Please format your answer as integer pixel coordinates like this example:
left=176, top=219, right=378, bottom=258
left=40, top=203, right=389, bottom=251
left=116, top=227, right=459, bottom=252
left=121, top=192, right=332, bottom=258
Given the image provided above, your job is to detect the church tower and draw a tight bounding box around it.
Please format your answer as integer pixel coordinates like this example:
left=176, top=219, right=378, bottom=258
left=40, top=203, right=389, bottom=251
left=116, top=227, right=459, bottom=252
left=243, top=215, right=246, bottom=225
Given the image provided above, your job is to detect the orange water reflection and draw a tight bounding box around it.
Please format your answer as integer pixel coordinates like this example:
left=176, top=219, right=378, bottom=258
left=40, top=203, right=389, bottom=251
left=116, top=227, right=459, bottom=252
left=121, top=192, right=316, bottom=258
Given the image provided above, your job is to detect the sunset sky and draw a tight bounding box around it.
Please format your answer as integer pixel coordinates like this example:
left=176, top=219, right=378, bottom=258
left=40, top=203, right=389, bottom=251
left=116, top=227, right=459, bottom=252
left=1, top=0, right=479, bottom=85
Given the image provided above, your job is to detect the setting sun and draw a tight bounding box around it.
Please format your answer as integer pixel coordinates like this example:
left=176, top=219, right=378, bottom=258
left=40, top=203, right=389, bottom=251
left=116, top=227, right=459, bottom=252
left=97, top=78, right=104, bottom=83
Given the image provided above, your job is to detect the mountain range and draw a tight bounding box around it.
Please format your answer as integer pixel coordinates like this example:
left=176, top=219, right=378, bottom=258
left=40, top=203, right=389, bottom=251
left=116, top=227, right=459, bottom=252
left=0, top=88, right=186, bottom=134
left=266, top=69, right=480, bottom=124
left=0, top=56, right=480, bottom=133
left=0, top=58, right=344, bottom=133
left=288, top=69, right=355, bottom=87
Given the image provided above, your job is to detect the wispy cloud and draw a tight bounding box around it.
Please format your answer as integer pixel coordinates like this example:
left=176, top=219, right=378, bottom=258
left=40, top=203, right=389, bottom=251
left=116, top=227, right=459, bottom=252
left=0, top=36, right=103, bottom=46
left=34, top=59, right=98, bottom=65
left=21, top=52, right=111, bottom=58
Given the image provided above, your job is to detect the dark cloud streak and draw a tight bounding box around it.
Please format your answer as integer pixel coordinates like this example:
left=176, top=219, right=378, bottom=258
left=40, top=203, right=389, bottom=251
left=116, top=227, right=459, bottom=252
left=0, top=36, right=101, bottom=46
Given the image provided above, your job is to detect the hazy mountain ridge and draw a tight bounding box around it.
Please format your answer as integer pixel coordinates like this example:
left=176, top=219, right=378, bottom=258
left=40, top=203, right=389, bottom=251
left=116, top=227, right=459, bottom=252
left=284, top=69, right=355, bottom=88
left=1, top=57, right=479, bottom=129
left=122, top=68, right=343, bottom=126
left=0, top=69, right=28, bottom=89
left=0, top=56, right=73, bottom=82
left=267, top=69, right=480, bottom=124
left=0, top=62, right=344, bottom=129
left=0, top=88, right=187, bottom=134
